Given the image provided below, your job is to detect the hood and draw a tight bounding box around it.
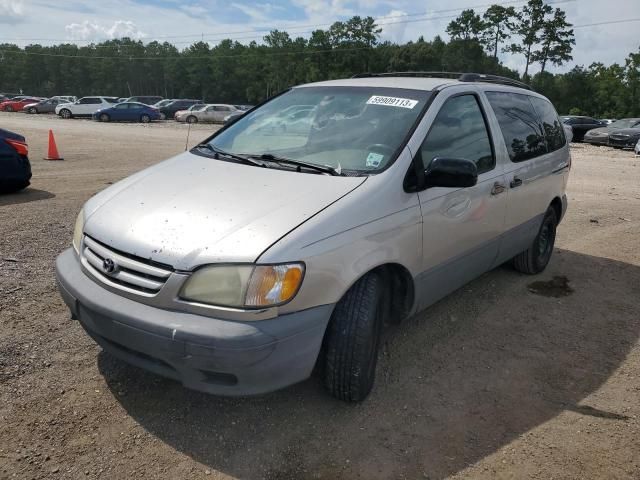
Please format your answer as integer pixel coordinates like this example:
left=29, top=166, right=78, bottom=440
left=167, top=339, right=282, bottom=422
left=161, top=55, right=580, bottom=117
left=585, top=127, right=608, bottom=136
left=84, top=151, right=365, bottom=270
left=609, top=128, right=640, bottom=136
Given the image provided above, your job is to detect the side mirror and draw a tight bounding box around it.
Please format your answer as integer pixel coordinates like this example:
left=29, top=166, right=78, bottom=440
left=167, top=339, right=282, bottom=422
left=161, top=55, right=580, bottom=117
left=424, top=157, right=478, bottom=189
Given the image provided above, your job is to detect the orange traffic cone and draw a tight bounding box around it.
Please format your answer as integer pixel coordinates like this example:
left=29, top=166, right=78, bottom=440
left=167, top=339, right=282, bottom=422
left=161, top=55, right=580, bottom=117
left=44, top=129, right=63, bottom=161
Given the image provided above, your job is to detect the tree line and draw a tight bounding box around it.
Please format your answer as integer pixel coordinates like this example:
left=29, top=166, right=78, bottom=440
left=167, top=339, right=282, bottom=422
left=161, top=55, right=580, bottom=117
left=0, top=0, right=638, bottom=119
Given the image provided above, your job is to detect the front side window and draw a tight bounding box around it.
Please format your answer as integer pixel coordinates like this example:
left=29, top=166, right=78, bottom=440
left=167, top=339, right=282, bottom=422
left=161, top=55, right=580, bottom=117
left=486, top=92, right=546, bottom=162
left=420, top=94, right=494, bottom=174
left=529, top=96, right=565, bottom=152
left=208, top=86, right=432, bottom=174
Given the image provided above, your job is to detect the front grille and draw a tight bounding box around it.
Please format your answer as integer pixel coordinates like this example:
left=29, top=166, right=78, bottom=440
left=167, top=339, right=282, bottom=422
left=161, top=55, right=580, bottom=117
left=82, top=235, right=173, bottom=295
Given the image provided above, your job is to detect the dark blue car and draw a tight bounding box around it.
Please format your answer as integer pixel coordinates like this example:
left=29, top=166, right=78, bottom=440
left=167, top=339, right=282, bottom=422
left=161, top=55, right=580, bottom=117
left=0, top=128, right=31, bottom=193
left=92, top=102, right=161, bottom=123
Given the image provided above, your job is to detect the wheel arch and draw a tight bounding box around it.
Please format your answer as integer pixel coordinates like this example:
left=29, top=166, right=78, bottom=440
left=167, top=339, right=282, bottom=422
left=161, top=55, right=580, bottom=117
left=550, top=196, right=563, bottom=224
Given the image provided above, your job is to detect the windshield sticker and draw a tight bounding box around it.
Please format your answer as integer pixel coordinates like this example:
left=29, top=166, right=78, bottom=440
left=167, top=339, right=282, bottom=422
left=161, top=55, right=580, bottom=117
left=366, top=152, right=384, bottom=168
left=366, top=95, right=418, bottom=109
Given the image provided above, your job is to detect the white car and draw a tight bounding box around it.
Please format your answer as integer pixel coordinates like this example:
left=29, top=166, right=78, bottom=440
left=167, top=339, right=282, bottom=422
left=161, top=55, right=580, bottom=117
left=635, top=138, right=640, bottom=155
left=56, top=96, right=119, bottom=119
left=175, top=104, right=239, bottom=124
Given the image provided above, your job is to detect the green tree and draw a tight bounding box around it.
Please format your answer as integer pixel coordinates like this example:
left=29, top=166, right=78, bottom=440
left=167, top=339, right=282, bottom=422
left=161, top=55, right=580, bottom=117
left=532, top=8, right=574, bottom=73
left=506, top=0, right=552, bottom=79
left=481, top=5, right=516, bottom=59
left=446, top=9, right=485, bottom=41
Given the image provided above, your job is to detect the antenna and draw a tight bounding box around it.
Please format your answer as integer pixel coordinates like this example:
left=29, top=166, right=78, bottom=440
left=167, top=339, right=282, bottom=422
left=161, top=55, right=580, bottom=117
left=185, top=121, right=192, bottom=151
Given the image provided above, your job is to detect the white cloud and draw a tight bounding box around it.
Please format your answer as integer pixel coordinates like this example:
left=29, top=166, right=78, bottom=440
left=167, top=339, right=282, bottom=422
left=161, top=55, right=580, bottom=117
left=64, top=20, right=147, bottom=41
left=0, top=0, right=25, bottom=24
left=378, top=10, right=409, bottom=43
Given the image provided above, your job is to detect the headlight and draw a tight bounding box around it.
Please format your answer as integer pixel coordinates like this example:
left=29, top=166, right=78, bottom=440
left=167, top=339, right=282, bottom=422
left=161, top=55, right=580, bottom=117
left=180, top=263, right=305, bottom=308
left=72, top=209, right=85, bottom=254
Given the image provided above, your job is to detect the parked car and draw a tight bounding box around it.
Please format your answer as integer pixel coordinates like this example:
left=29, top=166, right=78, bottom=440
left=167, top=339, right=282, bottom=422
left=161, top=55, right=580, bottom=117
left=0, top=97, right=43, bottom=112
left=584, top=118, right=640, bottom=145
left=153, top=99, right=174, bottom=108
left=175, top=104, right=239, bottom=123
left=635, top=138, right=640, bottom=155
left=56, top=73, right=569, bottom=402
left=561, top=116, right=605, bottom=142
left=608, top=127, right=640, bottom=149
left=598, top=119, right=616, bottom=125
left=92, top=102, right=161, bottom=123
left=0, top=128, right=31, bottom=194
left=56, top=96, right=119, bottom=119
left=0, top=93, right=23, bottom=102
left=223, top=110, right=245, bottom=124
left=122, top=96, right=163, bottom=105
left=158, top=99, right=202, bottom=119
left=23, top=96, right=77, bottom=114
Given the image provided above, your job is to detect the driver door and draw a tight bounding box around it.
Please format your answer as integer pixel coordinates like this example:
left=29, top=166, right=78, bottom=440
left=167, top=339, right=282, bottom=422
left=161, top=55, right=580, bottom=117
left=412, top=90, right=508, bottom=309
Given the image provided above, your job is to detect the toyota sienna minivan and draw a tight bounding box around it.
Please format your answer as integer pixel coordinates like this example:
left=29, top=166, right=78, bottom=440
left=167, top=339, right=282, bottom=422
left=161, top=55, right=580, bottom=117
left=56, top=73, right=570, bottom=402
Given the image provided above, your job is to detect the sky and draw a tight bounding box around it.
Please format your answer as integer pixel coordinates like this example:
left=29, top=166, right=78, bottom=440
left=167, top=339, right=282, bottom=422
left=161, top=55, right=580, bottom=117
left=1, top=0, right=639, bottom=75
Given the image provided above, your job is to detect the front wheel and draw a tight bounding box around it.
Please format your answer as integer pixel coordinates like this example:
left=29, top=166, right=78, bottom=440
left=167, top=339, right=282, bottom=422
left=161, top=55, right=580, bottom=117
left=6, top=106, right=13, bottom=112
left=99, top=113, right=110, bottom=122
left=323, top=272, right=386, bottom=402
left=59, top=109, right=72, bottom=119
left=28, top=107, right=37, bottom=114
left=186, top=115, right=198, bottom=124
left=512, top=207, right=558, bottom=274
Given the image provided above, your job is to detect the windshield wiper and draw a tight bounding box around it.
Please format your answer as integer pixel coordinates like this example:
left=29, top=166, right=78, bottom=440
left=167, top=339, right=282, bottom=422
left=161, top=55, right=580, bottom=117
left=251, top=153, right=341, bottom=176
left=194, top=144, right=264, bottom=167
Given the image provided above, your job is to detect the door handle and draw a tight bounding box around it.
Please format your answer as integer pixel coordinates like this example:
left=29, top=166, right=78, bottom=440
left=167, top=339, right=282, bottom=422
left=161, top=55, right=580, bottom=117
left=510, top=177, right=523, bottom=188
left=491, top=182, right=506, bottom=195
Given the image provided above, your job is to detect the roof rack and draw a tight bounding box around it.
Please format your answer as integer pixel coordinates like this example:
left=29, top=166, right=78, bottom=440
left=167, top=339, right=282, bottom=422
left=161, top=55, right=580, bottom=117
left=458, top=73, right=532, bottom=91
left=352, top=71, right=463, bottom=79
left=351, top=71, right=532, bottom=90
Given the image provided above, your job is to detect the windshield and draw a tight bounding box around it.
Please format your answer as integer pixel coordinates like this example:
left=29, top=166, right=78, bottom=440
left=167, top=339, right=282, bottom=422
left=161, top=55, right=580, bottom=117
left=206, top=86, right=431, bottom=174
left=189, top=104, right=207, bottom=111
left=609, top=118, right=640, bottom=129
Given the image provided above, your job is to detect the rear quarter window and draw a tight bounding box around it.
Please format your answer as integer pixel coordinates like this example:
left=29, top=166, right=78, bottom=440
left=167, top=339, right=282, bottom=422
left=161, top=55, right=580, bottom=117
left=529, top=96, right=566, bottom=152
left=485, top=91, right=546, bottom=162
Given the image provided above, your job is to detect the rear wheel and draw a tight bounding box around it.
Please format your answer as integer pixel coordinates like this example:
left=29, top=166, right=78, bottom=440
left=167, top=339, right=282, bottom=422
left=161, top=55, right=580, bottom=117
left=6, top=106, right=13, bottom=112
left=59, top=109, right=72, bottom=119
left=512, top=207, right=558, bottom=275
left=99, top=113, right=110, bottom=122
left=140, top=114, right=151, bottom=123
left=186, top=115, right=198, bottom=124
left=159, top=113, right=166, bottom=120
left=323, top=272, right=386, bottom=402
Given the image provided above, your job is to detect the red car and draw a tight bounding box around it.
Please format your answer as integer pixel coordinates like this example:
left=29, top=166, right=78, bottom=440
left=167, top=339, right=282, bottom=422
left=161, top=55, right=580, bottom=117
left=0, top=97, right=42, bottom=112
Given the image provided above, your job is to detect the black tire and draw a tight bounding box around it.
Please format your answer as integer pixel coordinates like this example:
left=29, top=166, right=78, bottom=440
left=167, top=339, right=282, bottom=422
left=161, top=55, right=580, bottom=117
left=323, top=272, right=386, bottom=402
left=99, top=113, right=110, bottom=122
left=512, top=207, right=558, bottom=274
left=186, top=115, right=197, bottom=124
left=159, top=112, right=166, bottom=120
left=140, top=114, right=151, bottom=123
left=6, top=105, right=13, bottom=112
left=28, top=107, right=37, bottom=114
left=60, top=109, right=72, bottom=119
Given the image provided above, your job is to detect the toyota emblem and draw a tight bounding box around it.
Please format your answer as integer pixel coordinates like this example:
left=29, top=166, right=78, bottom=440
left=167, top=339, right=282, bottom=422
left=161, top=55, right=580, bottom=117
left=102, top=258, right=117, bottom=274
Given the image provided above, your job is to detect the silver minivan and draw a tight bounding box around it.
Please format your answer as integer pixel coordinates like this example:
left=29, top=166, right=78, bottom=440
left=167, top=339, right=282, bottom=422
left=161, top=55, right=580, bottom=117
left=56, top=73, right=570, bottom=402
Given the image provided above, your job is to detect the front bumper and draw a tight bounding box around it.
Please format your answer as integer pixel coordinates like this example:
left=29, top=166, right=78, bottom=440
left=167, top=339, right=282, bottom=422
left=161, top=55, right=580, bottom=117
left=55, top=248, right=334, bottom=396
left=584, top=135, right=608, bottom=145
left=609, top=137, right=639, bottom=149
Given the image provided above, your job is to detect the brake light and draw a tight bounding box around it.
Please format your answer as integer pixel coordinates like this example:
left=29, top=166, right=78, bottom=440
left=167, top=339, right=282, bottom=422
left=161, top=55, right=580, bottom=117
left=5, top=138, right=28, bottom=156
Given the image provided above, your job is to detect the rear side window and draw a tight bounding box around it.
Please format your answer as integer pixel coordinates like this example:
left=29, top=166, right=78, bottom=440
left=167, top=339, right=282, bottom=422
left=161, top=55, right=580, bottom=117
left=485, top=92, right=546, bottom=162
left=529, top=96, right=565, bottom=152
left=420, top=94, right=494, bottom=174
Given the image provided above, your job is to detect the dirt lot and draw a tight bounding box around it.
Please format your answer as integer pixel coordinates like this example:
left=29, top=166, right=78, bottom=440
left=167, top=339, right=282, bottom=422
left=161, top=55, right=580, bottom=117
left=1, top=112, right=639, bottom=480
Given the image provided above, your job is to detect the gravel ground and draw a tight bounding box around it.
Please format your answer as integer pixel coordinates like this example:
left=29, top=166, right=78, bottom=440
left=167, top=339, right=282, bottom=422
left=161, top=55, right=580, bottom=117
left=1, top=112, right=639, bottom=480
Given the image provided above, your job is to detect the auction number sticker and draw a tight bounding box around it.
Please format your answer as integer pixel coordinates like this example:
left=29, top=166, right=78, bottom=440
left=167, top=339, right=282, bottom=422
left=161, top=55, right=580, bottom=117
left=366, top=95, right=418, bottom=109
